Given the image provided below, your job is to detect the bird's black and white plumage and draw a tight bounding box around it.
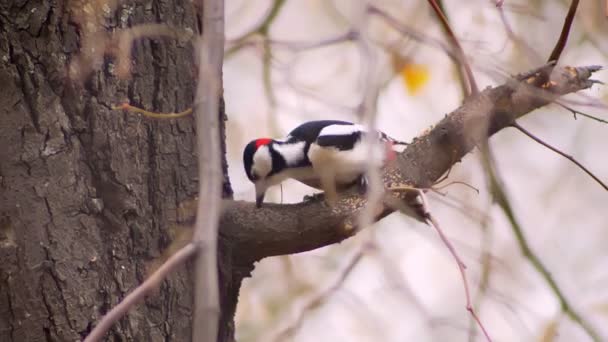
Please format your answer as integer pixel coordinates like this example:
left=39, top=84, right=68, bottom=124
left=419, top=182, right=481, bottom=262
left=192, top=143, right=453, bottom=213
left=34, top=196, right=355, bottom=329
left=243, top=120, right=407, bottom=207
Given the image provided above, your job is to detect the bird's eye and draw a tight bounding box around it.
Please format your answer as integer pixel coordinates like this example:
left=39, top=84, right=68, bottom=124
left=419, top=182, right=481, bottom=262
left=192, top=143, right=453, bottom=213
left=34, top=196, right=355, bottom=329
left=251, top=172, right=259, bottom=181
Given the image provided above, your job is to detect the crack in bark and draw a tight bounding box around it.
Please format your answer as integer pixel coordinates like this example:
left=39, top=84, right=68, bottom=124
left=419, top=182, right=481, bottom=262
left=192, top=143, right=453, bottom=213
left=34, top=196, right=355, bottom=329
left=41, top=197, right=77, bottom=332
left=12, top=54, right=42, bottom=133
left=4, top=277, right=16, bottom=342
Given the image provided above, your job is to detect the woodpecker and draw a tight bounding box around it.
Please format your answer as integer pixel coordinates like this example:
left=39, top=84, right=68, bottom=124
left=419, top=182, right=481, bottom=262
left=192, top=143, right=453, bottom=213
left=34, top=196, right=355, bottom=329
left=243, top=120, right=407, bottom=207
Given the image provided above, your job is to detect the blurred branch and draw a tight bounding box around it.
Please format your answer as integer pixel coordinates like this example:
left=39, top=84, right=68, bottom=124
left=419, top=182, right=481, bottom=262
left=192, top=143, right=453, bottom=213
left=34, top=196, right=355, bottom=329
left=225, top=0, right=286, bottom=56
left=547, top=0, right=579, bottom=63
left=368, top=6, right=459, bottom=64
left=69, top=23, right=193, bottom=81
left=357, top=13, right=385, bottom=232
left=433, top=0, right=470, bottom=98
left=468, top=201, right=494, bottom=342
left=480, top=145, right=602, bottom=342
left=512, top=122, right=608, bottom=191
left=494, top=4, right=543, bottom=64
left=427, top=0, right=478, bottom=96
left=265, top=239, right=371, bottom=342
left=84, top=244, right=198, bottom=342
left=414, top=192, right=492, bottom=341
left=192, top=0, right=225, bottom=341
left=225, top=0, right=286, bottom=135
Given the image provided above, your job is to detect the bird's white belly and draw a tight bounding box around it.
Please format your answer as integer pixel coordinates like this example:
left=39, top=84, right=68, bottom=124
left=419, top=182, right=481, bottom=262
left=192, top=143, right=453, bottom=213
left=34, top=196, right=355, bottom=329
left=308, top=143, right=383, bottom=185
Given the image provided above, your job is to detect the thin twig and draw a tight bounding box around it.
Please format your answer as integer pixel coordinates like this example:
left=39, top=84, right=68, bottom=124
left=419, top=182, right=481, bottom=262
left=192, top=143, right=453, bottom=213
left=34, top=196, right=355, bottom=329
left=191, top=0, right=225, bottom=341
left=494, top=4, right=543, bottom=64
left=113, top=103, right=193, bottom=119
left=383, top=187, right=491, bottom=340
left=512, top=122, right=608, bottom=191
left=548, top=0, right=579, bottom=63
left=468, top=200, right=494, bottom=342
left=433, top=0, right=470, bottom=98
left=427, top=0, right=478, bottom=95
left=367, top=6, right=459, bottom=64
left=556, top=102, right=608, bottom=125
left=267, top=241, right=370, bottom=342
left=480, top=144, right=602, bottom=342
left=226, top=0, right=287, bottom=138
left=225, top=0, right=286, bottom=57
left=84, top=244, right=198, bottom=342
left=417, top=191, right=492, bottom=342
left=434, top=181, right=480, bottom=194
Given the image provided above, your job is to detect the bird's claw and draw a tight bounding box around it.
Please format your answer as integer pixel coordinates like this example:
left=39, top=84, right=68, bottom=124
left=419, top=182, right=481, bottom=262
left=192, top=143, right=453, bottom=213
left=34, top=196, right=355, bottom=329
left=303, top=192, right=325, bottom=202
left=357, top=175, right=368, bottom=195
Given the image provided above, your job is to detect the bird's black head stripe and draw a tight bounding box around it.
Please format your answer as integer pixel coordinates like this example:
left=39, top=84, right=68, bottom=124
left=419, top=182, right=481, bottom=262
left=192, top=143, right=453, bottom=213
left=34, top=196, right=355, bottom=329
left=243, top=140, right=258, bottom=181
left=267, top=144, right=287, bottom=178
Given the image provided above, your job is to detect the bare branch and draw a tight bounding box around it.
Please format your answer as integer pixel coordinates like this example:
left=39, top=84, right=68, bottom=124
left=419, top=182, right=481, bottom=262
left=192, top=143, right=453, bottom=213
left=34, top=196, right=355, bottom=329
left=368, top=6, right=459, bottom=65
left=512, top=122, right=608, bottom=191
left=480, top=145, right=602, bottom=342
left=418, top=192, right=492, bottom=341
left=468, top=201, right=494, bottom=342
left=427, top=0, right=479, bottom=96
left=84, top=244, right=197, bottom=342
left=265, top=240, right=370, bottom=342
left=557, top=102, right=608, bottom=125
left=225, top=0, right=287, bottom=56
left=495, top=5, right=543, bottom=64
left=192, top=0, right=225, bottom=341
left=548, top=0, right=579, bottom=63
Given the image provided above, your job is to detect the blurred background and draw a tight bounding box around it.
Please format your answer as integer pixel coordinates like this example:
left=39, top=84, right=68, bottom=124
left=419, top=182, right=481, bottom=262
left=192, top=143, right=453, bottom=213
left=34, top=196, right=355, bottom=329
left=222, top=1, right=608, bottom=341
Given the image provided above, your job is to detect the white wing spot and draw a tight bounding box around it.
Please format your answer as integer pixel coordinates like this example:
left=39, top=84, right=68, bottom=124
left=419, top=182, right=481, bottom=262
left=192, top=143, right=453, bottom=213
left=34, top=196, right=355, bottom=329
left=318, top=124, right=367, bottom=137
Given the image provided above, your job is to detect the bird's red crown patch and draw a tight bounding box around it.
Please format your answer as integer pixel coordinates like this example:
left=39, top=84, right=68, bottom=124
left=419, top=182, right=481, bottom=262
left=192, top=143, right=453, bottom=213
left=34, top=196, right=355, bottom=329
left=255, top=138, right=272, bottom=149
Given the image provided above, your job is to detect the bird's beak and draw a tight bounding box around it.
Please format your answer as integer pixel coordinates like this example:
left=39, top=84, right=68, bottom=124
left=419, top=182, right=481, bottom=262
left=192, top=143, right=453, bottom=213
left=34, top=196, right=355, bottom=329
left=255, top=183, right=266, bottom=208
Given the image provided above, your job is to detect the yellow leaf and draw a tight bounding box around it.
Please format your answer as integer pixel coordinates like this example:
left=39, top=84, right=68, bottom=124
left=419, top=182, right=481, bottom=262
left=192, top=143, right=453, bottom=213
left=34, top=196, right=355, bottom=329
left=400, top=63, right=430, bottom=95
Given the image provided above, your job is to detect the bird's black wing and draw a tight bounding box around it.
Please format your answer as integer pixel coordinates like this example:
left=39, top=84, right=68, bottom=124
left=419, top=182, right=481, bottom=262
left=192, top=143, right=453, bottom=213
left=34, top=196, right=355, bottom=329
left=285, top=120, right=353, bottom=167
left=287, top=120, right=353, bottom=144
left=315, top=131, right=362, bottom=151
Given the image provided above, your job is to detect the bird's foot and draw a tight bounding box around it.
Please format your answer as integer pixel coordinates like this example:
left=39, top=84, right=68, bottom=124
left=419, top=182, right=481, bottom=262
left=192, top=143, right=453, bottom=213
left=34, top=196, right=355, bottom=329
left=357, top=175, right=368, bottom=195
left=303, top=192, right=325, bottom=202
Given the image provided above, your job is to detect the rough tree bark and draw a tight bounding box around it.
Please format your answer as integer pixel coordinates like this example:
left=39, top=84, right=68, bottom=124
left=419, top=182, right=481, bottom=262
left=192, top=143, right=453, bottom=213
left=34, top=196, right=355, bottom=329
left=0, top=1, right=232, bottom=341
left=0, top=1, right=601, bottom=342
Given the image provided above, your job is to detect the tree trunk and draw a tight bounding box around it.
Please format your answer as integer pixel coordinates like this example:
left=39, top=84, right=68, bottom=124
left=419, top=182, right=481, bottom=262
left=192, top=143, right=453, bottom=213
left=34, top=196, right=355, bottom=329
left=0, top=1, right=234, bottom=341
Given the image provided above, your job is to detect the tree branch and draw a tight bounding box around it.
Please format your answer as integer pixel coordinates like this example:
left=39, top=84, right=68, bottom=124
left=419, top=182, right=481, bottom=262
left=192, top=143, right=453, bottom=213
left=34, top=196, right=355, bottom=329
left=216, top=64, right=601, bottom=264
left=427, top=0, right=478, bottom=96
left=192, top=0, right=224, bottom=341
left=548, top=0, right=579, bottom=63
left=84, top=244, right=198, bottom=342
left=512, top=122, right=608, bottom=191
left=481, top=144, right=602, bottom=342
